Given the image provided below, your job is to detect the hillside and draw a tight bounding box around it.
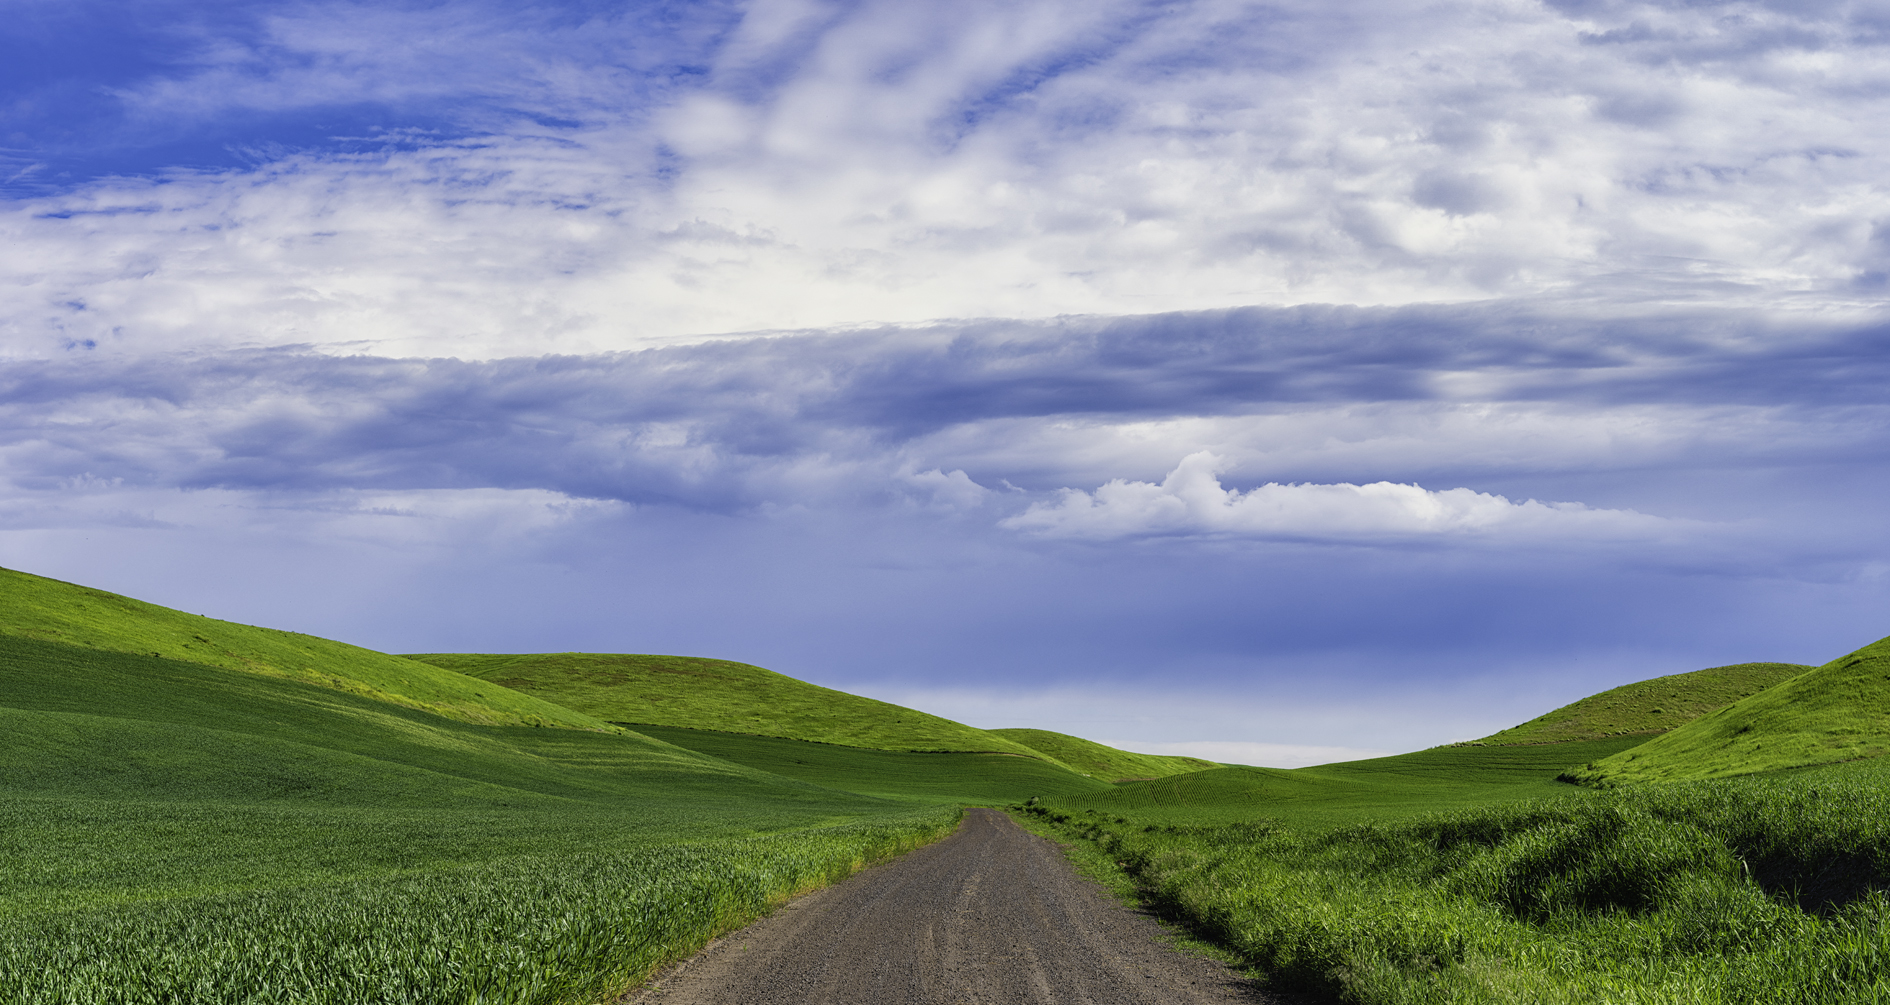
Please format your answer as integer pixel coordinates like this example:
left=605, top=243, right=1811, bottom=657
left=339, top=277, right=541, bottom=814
left=634, top=724, right=1112, bottom=803
left=1568, top=634, right=1890, bottom=785
left=0, top=630, right=959, bottom=1001
left=986, top=728, right=1219, bottom=781
left=405, top=651, right=1053, bottom=759
left=1050, top=736, right=1647, bottom=827
left=1472, top=661, right=1810, bottom=745
left=0, top=566, right=609, bottom=731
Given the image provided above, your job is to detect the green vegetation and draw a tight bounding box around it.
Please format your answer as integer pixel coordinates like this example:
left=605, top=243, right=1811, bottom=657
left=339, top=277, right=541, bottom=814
left=0, top=632, right=958, bottom=1003
left=1051, top=738, right=1647, bottom=828
left=0, top=566, right=606, bottom=731
left=1023, top=757, right=1890, bottom=1004
left=1572, top=634, right=1890, bottom=785
left=633, top=723, right=1112, bottom=803
left=1475, top=661, right=1811, bottom=745
left=405, top=650, right=1051, bottom=758
left=986, top=727, right=1219, bottom=781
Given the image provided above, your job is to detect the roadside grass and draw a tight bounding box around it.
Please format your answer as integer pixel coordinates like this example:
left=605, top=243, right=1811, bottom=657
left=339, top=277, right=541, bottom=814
left=987, top=727, right=1220, bottom=782
left=1020, top=744, right=1890, bottom=1003
left=405, top=651, right=1052, bottom=759
left=632, top=723, right=1111, bottom=803
left=1475, top=661, right=1811, bottom=746
left=0, top=566, right=605, bottom=731
left=1574, top=633, right=1890, bottom=784
left=1, top=635, right=960, bottom=1003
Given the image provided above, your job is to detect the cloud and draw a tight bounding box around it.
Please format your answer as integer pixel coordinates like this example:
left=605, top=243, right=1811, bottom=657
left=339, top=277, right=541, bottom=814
left=1002, top=451, right=1679, bottom=542
left=3, top=303, right=1889, bottom=520
left=6, top=0, right=1890, bottom=356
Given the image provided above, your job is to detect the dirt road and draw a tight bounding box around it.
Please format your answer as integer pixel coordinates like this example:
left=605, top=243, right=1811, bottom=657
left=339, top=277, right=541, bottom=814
left=631, top=808, right=1273, bottom=1004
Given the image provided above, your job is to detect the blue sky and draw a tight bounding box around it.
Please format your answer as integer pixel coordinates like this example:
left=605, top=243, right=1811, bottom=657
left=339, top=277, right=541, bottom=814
left=5, top=0, right=1890, bottom=763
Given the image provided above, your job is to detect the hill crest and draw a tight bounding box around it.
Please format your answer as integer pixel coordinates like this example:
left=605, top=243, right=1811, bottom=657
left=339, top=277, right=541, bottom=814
left=1472, top=661, right=1811, bottom=746
left=404, top=651, right=1055, bottom=760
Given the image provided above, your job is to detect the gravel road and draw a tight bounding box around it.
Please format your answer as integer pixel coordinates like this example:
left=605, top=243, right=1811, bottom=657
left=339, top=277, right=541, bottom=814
left=630, top=808, right=1276, bottom=1004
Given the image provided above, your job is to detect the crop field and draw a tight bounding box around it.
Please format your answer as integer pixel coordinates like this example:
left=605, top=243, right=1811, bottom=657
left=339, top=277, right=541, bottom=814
left=0, top=633, right=960, bottom=1004
left=1021, top=743, right=1890, bottom=1004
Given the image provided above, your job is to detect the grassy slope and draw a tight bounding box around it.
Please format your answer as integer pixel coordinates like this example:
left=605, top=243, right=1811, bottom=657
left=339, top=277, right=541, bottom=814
left=985, top=728, right=1219, bottom=781
left=633, top=723, right=1112, bottom=804
left=1, top=633, right=958, bottom=1002
left=0, top=566, right=606, bottom=731
left=1571, top=633, right=1890, bottom=784
left=1474, top=661, right=1811, bottom=745
left=405, top=651, right=1053, bottom=759
left=1049, top=737, right=1649, bottom=828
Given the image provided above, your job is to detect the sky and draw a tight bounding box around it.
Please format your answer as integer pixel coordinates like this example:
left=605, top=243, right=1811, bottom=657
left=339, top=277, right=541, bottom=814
left=4, top=0, right=1890, bottom=765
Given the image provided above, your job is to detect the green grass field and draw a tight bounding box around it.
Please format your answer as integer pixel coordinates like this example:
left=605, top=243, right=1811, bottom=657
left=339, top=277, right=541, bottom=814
left=0, top=633, right=961, bottom=1003
left=631, top=723, right=1113, bottom=803
left=18, top=560, right=1890, bottom=1004
left=1475, top=661, right=1811, bottom=745
left=1016, top=662, right=1890, bottom=1004
left=405, top=651, right=1053, bottom=759
left=0, top=566, right=608, bottom=731
left=986, top=727, right=1220, bottom=781
left=1572, top=633, right=1890, bottom=784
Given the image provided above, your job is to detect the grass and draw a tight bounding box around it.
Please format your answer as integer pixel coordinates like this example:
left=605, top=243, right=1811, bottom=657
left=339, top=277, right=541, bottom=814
left=1052, top=738, right=1649, bottom=828
left=1474, top=662, right=1811, bottom=745
left=1019, top=748, right=1890, bottom=1003
left=405, top=651, right=1052, bottom=758
left=632, top=723, right=1113, bottom=803
left=1573, top=633, right=1890, bottom=784
left=986, top=727, right=1220, bottom=781
left=0, top=633, right=960, bottom=1003
left=0, top=565, right=607, bottom=731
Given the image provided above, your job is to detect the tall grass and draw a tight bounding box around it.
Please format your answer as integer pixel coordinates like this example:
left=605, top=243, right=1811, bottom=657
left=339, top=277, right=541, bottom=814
left=1021, top=762, right=1890, bottom=1003
left=2, top=807, right=956, bottom=1005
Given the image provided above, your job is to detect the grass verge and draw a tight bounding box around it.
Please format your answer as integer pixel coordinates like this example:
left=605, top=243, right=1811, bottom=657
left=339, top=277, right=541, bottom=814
left=1019, top=755, right=1890, bottom=1004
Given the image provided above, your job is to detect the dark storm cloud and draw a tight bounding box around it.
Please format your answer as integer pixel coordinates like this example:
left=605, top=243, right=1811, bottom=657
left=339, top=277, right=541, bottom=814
left=4, top=303, right=1888, bottom=511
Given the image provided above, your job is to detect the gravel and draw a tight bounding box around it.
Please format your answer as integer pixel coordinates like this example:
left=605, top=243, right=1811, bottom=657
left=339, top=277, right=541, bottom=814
left=629, top=807, right=1278, bottom=1004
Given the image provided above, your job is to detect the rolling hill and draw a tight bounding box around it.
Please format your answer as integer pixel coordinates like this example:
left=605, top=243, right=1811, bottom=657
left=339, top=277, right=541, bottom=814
left=0, top=566, right=609, bottom=731
left=404, top=651, right=1056, bottom=759
left=1471, top=661, right=1811, bottom=745
left=986, top=728, right=1219, bottom=781
left=633, top=723, right=1113, bottom=803
left=1567, top=633, right=1890, bottom=785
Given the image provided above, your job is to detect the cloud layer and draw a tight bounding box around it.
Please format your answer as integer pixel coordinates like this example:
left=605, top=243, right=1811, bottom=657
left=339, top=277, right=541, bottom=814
left=7, top=0, right=1890, bottom=356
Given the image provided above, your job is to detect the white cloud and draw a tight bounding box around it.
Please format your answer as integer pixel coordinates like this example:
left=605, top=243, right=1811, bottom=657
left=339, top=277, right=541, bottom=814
left=1002, top=451, right=1678, bottom=541
left=6, top=0, right=1890, bottom=358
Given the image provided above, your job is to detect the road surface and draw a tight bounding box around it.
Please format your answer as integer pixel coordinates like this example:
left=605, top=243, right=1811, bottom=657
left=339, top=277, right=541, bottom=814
left=630, top=807, right=1277, bottom=1004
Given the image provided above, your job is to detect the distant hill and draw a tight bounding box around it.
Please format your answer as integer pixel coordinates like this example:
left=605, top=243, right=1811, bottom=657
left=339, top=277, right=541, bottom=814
left=405, top=652, right=1054, bottom=759
left=634, top=723, right=1111, bottom=803
left=1568, top=635, right=1890, bottom=785
left=1472, top=662, right=1811, bottom=745
left=0, top=567, right=609, bottom=731
left=0, top=633, right=828, bottom=811
left=986, top=728, right=1218, bottom=781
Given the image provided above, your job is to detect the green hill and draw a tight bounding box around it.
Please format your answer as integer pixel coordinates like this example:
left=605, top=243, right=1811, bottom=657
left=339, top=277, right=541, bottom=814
left=1568, top=634, right=1890, bottom=785
left=986, top=728, right=1219, bottom=781
left=404, top=651, right=1053, bottom=759
left=633, top=724, right=1111, bottom=803
left=1051, top=737, right=1648, bottom=827
left=0, top=566, right=609, bottom=731
left=1473, top=661, right=1811, bottom=745
left=0, top=629, right=957, bottom=1000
